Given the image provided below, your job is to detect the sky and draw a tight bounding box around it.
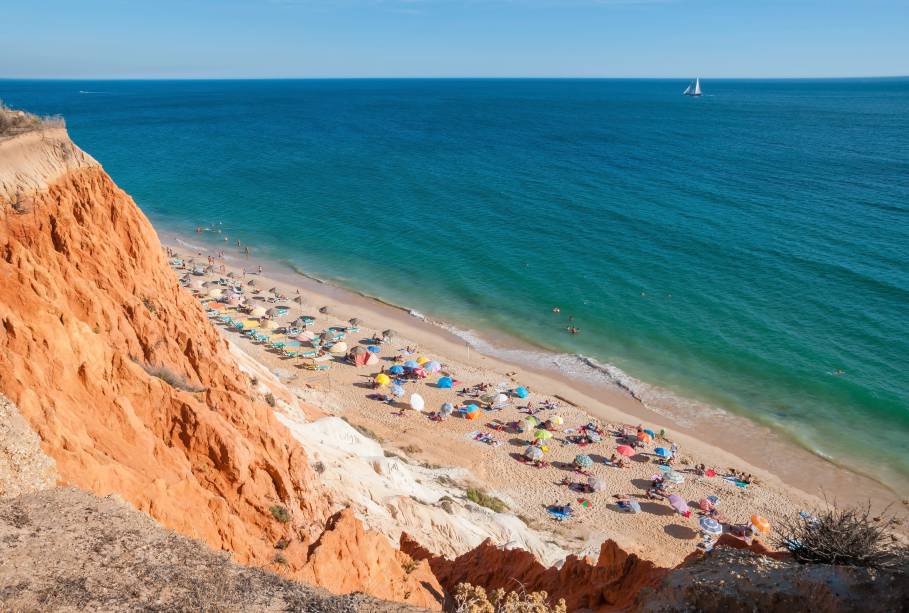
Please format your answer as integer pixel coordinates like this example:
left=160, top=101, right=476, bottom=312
left=1, top=0, right=907, bottom=78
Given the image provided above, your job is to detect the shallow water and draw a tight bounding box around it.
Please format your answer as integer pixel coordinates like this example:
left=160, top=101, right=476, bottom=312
left=4, top=78, right=908, bottom=491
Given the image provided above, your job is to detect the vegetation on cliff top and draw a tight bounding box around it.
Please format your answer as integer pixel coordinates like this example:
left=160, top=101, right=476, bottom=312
left=776, top=501, right=908, bottom=570
left=0, top=101, right=64, bottom=138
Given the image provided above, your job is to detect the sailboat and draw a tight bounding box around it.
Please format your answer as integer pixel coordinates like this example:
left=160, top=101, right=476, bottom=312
left=683, top=78, right=702, bottom=97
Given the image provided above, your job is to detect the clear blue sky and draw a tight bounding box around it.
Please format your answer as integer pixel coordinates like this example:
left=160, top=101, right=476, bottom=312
left=2, top=0, right=907, bottom=78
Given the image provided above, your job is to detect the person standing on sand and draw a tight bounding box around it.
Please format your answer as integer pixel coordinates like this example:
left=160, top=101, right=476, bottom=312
left=257, top=265, right=262, bottom=275
left=245, top=246, right=250, bottom=257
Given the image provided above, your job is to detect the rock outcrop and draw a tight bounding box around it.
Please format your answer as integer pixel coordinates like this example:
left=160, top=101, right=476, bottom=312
left=402, top=535, right=667, bottom=611
left=0, top=487, right=424, bottom=613
left=635, top=545, right=909, bottom=613
left=0, top=125, right=441, bottom=609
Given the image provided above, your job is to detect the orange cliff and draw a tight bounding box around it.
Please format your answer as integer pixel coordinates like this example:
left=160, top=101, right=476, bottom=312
left=402, top=535, right=667, bottom=612
left=0, top=126, right=442, bottom=609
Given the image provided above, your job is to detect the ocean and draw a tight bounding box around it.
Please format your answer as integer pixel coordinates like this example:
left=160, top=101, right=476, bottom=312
left=3, top=78, right=907, bottom=492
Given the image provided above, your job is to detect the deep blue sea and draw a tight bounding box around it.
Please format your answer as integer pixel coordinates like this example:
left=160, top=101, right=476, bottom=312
left=3, top=79, right=907, bottom=490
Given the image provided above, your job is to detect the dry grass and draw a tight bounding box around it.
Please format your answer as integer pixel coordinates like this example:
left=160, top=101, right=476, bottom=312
left=776, top=501, right=908, bottom=569
left=0, top=101, right=64, bottom=137
left=454, top=583, right=566, bottom=613
left=138, top=362, right=205, bottom=393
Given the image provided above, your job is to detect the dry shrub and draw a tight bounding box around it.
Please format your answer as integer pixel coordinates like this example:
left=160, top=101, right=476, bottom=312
left=775, top=501, right=907, bottom=569
left=454, top=583, right=566, bottom=613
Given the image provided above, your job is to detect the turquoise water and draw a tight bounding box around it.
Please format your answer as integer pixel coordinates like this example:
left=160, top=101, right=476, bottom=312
left=4, top=79, right=908, bottom=490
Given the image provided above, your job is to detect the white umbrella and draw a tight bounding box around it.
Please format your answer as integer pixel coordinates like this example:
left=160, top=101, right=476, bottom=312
left=329, top=341, right=348, bottom=355
left=410, top=393, right=425, bottom=412
left=250, top=307, right=267, bottom=318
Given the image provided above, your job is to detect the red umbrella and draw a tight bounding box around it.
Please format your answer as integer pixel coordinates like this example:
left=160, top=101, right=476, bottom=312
left=616, top=445, right=635, bottom=457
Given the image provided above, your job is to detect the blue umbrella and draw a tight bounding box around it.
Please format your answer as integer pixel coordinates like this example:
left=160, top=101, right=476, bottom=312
left=699, top=517, right=722, bottom=535
left=440, top=402, right=454, bottom=416
left=389, top=365, right=405, bottom=375
left=367, top=345, right=381, bottom=353
left=644, top=428, right=656, bottom=438
left=464, top=404, right=479, bottom=413
left=437, top=376, right=453, bottom=389
left=574, top=454, right=593, bottom=468
left=389, top=384, right=405, bottom=397
left=403, top=360, right=418, bottom=369
left=654, top=447, right=672, bottom=458
left=514, top=386, right=529, bottom=398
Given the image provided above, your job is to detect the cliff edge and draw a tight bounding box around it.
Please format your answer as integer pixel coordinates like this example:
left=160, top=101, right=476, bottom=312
left=0, top=124, right=441, bottom=609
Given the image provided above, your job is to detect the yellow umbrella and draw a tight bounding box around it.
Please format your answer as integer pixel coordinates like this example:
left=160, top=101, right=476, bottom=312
left=250, top=306, right=267, bottom=318
left=416, top=356, right=430, bottom=366
left=550, top=415, right=564, bottom=426
left=375, top=373, right=391, bottom=386
left=241, top=319, right=259, bottom=329
left=534, top=429, right=553, bottom=441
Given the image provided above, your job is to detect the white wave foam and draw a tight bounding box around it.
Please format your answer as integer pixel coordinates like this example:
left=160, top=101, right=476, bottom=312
left=436, top=322, right=726, bottom=427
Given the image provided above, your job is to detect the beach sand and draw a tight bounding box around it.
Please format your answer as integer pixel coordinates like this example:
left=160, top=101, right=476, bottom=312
left=165, top=236, right=907, bottom=566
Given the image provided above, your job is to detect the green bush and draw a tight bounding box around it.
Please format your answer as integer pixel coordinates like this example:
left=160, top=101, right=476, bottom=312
left=466, top=488, right=508, bottom=513
left=269, top=505, right=290, bottom=523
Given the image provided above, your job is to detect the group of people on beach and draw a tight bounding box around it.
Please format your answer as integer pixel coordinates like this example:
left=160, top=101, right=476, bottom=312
left=169, top=239, right=776, bottom=556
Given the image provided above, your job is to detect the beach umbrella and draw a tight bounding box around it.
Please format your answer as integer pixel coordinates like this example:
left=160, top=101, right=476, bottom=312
left=514, top=386, right=529, bottom=399
left=403, top=360, right=418, bottom=369
left=367, top=345, right=381, bottom=353
left=260, top=319, right=278, bottom=330
left=668, top=494, right=689, bottom=515
left=524, top=415, right=540, bottom=427
left=375, top=373, right=391, bottom=386
left=366, top=352, right=379, bottom=366
left=389, top=384, right=405, bottom=398
left=389, top=365, right=405, bottom=375
left=664, top=471, right=685, bottom=484
left=654, top=447, right=672, bottom=458
left=416, top=356, right=430, bottom=366
left=534, top=429, right=553, bottom=441
left=382, top=329, right=397, bottom=339
left=440, top=402, right=454, bottom=417
left=574, top=454, right=593, bottom=468
left=750, top=515, right=771, bottom=534
left=524, top=446, right=544, bottom=461
left=329, top=341, right=348, bottom=355
left=410, top=393, right=425, bottom=412
left=550, top=415, right=564, bottom=426
left=296, top=331, right=316, bottom=341
left=207, top=288, right=223, bottom=298
left=616, top=445, right=635, bottom=457
left=588, top=476, right=606, bottom=492
left=699, top=517, right=723, bottom=536
left=251, top=306, right=267, bottom=318
left=587, top=431, right=602, bottom=443
left=495, top=393, right=509, bottom=404
left=437, top=376, right=453, bottom=389
left=643, top=428, right=656, bottom=438
left=425, top=360, right=442, bottom=373
left=637, top=431, right=652, bottom=444
left=348, top=318, right=360, bottom=326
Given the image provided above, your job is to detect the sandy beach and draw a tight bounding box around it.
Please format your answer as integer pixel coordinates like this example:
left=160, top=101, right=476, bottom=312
left=164, top=234, right=908, bottom=566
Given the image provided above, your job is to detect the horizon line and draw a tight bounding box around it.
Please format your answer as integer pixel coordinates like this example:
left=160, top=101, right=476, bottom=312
left=2, top=75, right=908, bottom=82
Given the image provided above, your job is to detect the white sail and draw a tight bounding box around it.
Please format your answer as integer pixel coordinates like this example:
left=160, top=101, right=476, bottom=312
left=683, top=83, right=692, bottom=95
left=693, top=78, right=701, bottom=95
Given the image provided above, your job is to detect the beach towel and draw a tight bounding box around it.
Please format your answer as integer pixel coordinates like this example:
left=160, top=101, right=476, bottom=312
left=465, top=431, right=501, bottom=447
left=723, top=476, right=750, bottom=488
left=546, top=508, right=573, bottom=521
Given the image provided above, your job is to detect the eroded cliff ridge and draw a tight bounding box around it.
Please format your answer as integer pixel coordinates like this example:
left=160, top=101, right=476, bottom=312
left=0, top=125, right=441, bottom=609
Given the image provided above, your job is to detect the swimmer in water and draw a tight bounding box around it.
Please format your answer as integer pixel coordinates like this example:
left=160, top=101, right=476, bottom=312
left=552, top=307, right=560, bottom=313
